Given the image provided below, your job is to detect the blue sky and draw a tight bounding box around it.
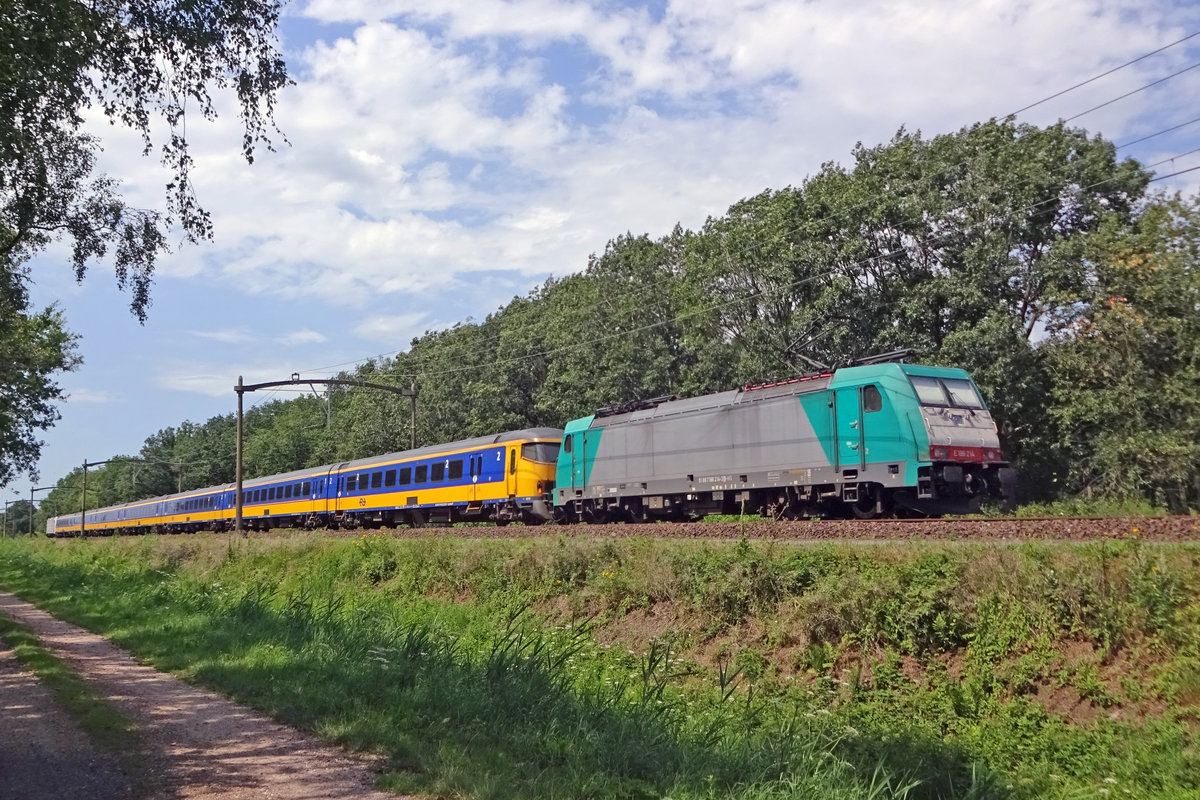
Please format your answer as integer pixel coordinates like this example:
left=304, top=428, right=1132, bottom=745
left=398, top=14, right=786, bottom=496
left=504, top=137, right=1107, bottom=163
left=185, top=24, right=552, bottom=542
left=9, top=0, right=1200, bottom=499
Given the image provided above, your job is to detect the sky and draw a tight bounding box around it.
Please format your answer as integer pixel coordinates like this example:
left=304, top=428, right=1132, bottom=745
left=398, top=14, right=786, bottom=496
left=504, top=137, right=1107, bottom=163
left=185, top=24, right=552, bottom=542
left=8, top=0, right=1200, bottom=500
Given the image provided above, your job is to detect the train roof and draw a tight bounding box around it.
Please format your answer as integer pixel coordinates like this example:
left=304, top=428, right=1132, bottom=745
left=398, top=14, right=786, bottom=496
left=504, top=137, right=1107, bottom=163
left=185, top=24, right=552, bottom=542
left=579, top=363, right=978, bottom=430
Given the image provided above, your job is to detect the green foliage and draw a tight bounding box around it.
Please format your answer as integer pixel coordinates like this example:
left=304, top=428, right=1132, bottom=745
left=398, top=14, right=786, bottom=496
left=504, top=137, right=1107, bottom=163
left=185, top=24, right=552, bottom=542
left=0, top=256, right=79, bottom=485
left=4, top=536, right=1200, bottom=800
left=1043, top=194, right=1200, bottom=511
left=0, top=0, right=290, bottom=320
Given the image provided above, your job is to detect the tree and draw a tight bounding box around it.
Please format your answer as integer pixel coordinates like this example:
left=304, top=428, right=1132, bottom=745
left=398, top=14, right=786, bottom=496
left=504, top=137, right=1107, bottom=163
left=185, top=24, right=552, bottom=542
left=2, top=499, right=34, bottom=536
left=1044, top=194, right=1200, bottom=511
left=0, top=0, right=290, bottom=319
left=0, top=0, right=288, bottom=487
left=0, top=254, right=80, bottom=485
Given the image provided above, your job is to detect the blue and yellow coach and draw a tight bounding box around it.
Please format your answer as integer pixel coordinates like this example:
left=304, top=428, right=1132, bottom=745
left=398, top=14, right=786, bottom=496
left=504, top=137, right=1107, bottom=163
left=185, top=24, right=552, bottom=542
left=47, top=428, right=563, bottom=536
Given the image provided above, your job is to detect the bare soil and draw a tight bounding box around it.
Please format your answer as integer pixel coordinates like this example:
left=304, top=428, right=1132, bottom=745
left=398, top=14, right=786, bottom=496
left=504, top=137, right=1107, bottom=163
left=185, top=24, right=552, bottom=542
left=0, top=640, right=135, bottom=800
left=0, top=592, right=404, bottom=800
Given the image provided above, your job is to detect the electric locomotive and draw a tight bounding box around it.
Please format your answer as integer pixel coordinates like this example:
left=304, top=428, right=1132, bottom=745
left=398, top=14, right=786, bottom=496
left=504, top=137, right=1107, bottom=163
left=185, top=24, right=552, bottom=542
left=553, top=363, right=1014, bottom=521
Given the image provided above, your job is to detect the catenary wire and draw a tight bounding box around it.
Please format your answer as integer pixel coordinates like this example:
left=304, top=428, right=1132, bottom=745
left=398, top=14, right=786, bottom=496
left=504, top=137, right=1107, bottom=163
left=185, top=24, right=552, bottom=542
left=1117, top=115, right=1200, bottom=148
left=1064, top=62, right=1200, bottom=123
left=1006, top=30, right=1200, bottom=117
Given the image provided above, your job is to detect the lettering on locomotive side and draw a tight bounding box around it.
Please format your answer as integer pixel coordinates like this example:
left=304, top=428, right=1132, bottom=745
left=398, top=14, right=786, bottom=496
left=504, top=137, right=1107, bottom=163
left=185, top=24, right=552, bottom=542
left=697, top=474, right=735, bottom=485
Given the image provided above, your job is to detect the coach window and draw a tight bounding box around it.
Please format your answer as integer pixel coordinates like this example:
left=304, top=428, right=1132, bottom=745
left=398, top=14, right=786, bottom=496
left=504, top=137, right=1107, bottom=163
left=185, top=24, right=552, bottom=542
left=415, top=465, right=428, bottom=484
left=357, top=472, right=369, bottom=490
left=449, top=460, right=463, bottom=480
left=302, top=481, right=311, bottom=495
left=268, top=487, right=276, bottom=501
left=384, top=470, right=396, bottom=488
left=863, top=385, right=883, bottom=413
left=399, top=467, right=412, bottom=486
left=432, top=462, right=445, bottom=482
left=285, top=484, right=293, bottom=499
left=371, top=472, right=383, bottom=490
left=346, top=475, right=357, bottom=492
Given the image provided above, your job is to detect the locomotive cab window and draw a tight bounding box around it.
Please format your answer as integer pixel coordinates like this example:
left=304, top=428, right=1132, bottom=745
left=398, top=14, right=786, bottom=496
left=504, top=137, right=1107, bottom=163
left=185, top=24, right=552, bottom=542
left=522, top=442, right=560, bottom=463
left=863, top=385, right=882, bottom=413
left=510, top=449, right=517, bottom=474
left=371, top=472, right=383, bottom=490
left=909, top=375, right=985, bottom=409
left=942, top=378, right=984, bottom=409
left=563, top=436, right=573, bottom=454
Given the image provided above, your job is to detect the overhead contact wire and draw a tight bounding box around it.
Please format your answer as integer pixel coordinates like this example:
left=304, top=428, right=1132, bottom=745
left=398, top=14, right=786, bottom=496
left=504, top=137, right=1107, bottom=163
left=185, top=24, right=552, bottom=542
left=1007, top=30, right=1200, bottom=117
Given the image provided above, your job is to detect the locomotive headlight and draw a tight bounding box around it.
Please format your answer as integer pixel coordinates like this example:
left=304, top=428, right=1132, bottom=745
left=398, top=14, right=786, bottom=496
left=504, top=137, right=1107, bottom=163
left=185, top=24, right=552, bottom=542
left=930, top=445, right=950, bottom=459
left=983, top=447, right=1003, bottom=462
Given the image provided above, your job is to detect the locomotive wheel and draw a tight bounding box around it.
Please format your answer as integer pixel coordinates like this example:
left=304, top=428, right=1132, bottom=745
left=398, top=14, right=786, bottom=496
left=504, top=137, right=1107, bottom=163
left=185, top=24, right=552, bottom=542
left=851, top=490, right=881, bottom=520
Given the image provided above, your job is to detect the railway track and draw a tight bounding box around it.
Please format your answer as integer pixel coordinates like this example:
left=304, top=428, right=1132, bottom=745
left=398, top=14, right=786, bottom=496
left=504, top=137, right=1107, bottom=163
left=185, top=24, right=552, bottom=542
left=329, top=515, right=1200, bottom=542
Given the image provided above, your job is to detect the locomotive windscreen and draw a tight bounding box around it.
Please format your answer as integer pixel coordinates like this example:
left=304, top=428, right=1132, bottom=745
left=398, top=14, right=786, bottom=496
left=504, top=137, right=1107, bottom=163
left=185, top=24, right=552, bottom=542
left=522, top=442, right=560, bottom=463
left=909, top=375, right=985, bottom=409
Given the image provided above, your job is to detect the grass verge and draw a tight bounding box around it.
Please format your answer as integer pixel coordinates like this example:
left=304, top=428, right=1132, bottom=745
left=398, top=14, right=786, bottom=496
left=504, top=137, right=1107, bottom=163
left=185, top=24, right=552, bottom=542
left=0, top=534, right=1197, bottom=800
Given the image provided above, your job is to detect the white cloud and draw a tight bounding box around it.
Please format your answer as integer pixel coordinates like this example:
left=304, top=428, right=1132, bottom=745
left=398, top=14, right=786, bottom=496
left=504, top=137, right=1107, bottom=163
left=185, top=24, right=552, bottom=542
left=279, top=329, right=328, bottom=346
left=353, top=313, right=433, bottom=343
left=65, top=388, right=122, bottom=405
left=194, top=328, right=253, bottom=344
left=81, top=0, right=1200, bottom=311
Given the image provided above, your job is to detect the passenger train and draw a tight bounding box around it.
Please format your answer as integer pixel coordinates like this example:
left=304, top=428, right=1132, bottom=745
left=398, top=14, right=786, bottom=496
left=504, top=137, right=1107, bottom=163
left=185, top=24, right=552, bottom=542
left=46, top=363, right=1014, bottom=536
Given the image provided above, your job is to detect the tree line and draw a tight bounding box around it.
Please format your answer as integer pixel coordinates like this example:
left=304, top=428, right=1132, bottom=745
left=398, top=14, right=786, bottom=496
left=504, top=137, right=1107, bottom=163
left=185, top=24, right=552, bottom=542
left=27, top=119, right=1200, bottom=528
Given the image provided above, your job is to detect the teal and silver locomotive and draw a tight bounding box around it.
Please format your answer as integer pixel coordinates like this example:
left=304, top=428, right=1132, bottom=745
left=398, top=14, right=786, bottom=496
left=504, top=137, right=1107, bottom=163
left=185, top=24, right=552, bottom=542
left=553, top=363, right=1015, bottom=521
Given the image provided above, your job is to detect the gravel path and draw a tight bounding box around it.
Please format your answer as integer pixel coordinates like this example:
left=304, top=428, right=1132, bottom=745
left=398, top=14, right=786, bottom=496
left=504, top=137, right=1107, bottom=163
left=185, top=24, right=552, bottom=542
left=0, top=638, right=134, bottom=800
left=0, top=592, right=403, bottom=800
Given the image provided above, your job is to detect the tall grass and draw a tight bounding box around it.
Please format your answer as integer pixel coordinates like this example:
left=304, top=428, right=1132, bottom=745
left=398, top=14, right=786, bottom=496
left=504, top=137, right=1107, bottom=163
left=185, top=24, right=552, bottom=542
left=1, top=534, right=1198, bottom=799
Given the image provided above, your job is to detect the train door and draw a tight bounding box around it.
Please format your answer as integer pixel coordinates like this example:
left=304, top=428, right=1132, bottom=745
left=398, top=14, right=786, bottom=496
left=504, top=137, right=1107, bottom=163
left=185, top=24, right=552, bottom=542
left=505, top=446, right=518, bottom=497
left=467, top=453, right=478, bottom=503
left=568, top=431, right=587, bottom=491
left=834, top=387, right=866, bottom=472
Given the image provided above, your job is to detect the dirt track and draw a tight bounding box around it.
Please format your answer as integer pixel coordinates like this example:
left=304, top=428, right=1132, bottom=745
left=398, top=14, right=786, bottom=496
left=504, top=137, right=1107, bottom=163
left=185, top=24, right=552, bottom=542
left=0, top=592, right=404, bottom=800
